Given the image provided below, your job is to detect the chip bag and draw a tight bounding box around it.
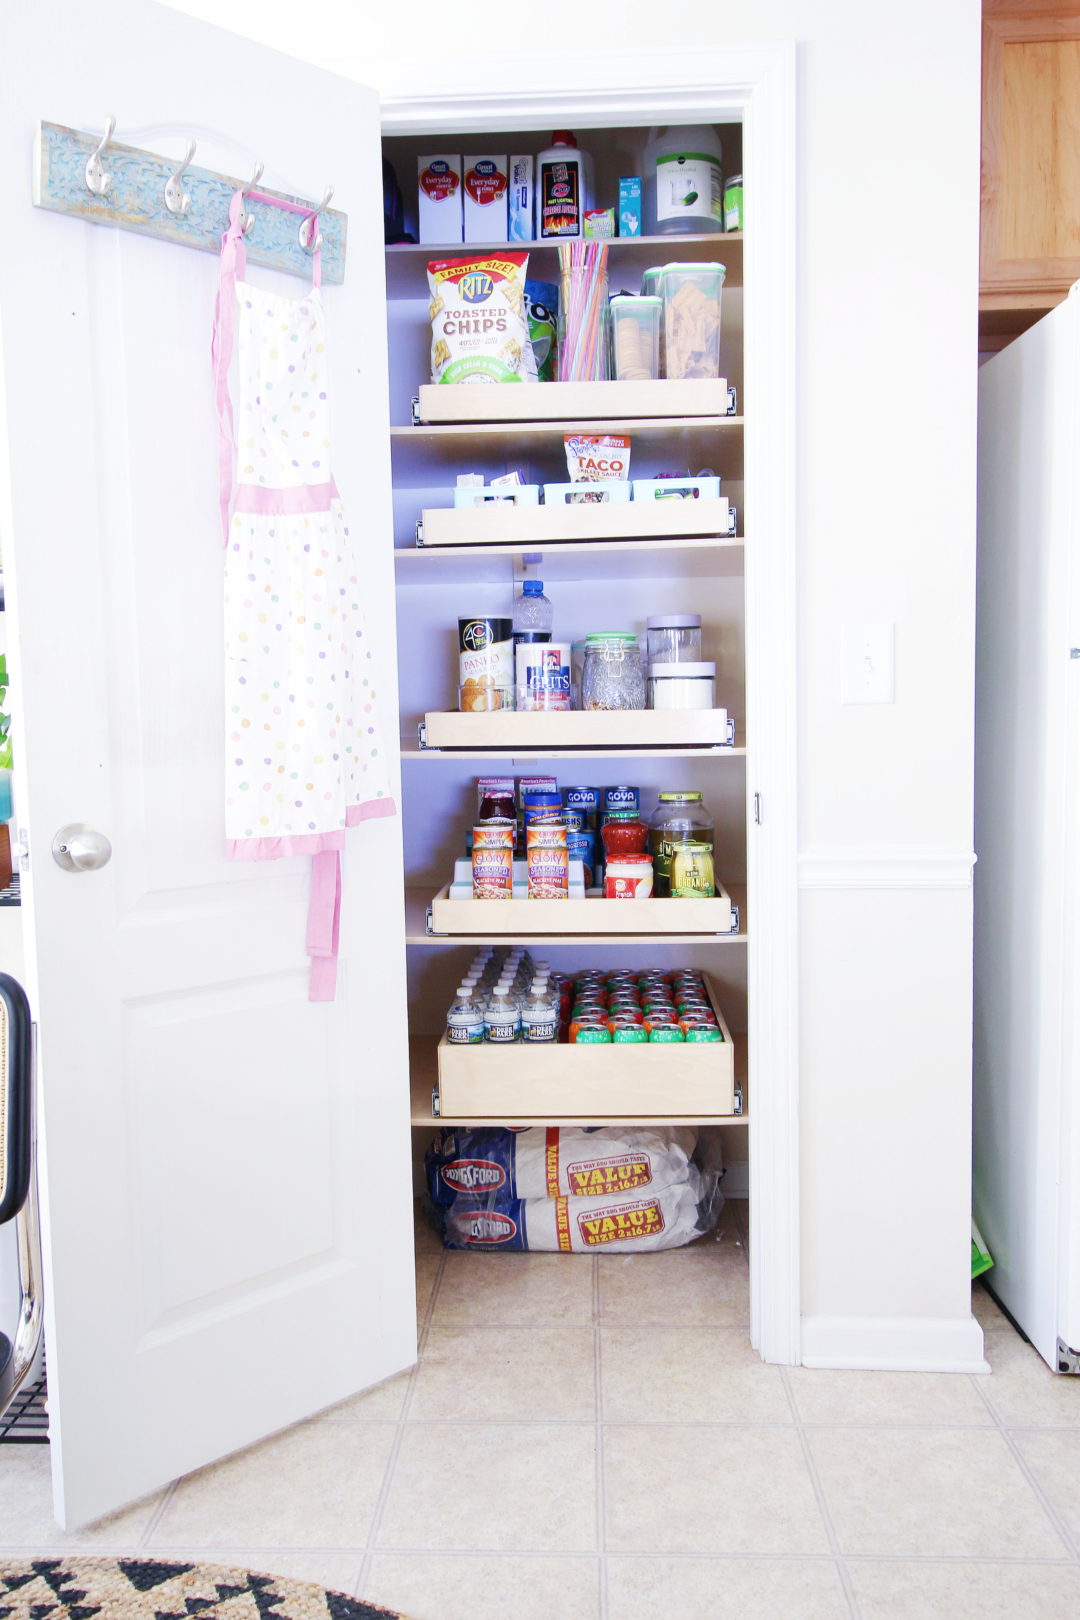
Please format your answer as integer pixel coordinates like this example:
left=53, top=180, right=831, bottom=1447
left=427, top=253, right=531, bottom=385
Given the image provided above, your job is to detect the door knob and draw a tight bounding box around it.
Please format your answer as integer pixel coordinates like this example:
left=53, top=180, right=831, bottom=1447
left=51, top=824, right=112, bottom=873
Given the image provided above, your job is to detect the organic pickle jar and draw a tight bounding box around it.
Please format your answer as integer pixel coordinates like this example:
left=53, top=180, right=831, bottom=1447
left=648, top=791, right=715, bottom=898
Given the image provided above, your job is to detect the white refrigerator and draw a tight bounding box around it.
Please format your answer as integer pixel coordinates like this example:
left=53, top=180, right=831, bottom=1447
left=975, top=288, right=1080, bottom=1374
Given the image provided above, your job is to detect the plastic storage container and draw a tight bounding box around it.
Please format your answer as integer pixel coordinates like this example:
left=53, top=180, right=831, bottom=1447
left=581, top=633, right=647, bottom=711
left=646, top=614, right=703, bottom=664
left=610, top=295, right=661, bottom=381
left=661, top=262, right=725, bottom=379
left=648, top=661, right=717, bottom=710
left=643, top=126, right=724, bottom=236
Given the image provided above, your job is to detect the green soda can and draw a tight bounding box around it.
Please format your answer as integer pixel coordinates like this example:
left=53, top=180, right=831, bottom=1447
left=649, top=1026, right=686, bottom=1043
left=574, top=1027, right=612, bottom=1044
left=613, top=1025, right=649, bottom=1043
left=685, top=1025, right=723, bottom=1042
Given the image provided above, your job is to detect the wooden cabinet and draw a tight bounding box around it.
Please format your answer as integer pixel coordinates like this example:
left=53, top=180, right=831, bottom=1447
left=981, top=2, right=1080, bottom=346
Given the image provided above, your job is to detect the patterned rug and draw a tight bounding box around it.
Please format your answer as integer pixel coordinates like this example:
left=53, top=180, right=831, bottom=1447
left=0, top=1560, right=412, bottom=1620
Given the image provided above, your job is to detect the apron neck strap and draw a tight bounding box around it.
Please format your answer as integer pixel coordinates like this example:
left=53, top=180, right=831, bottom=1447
left=211, top=190, right=248, bottom=546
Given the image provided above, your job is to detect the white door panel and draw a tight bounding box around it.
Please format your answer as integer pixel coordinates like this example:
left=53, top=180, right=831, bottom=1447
left=0, top=0, right=412, bottom=1527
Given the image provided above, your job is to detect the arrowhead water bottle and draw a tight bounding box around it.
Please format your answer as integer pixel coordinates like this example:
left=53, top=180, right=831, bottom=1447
left=446, top=985, right=485, bottom=1045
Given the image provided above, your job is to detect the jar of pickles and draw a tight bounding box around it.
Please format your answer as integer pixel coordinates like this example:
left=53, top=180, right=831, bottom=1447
left=581, top=633, right=647, bottom=711
left=648, top=791, right=715, bottom=897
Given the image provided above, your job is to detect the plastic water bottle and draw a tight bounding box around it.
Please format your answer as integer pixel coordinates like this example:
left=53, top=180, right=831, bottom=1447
left=513, top=580, right=553, bottom=645
left=446, top=985, right=484, bottom=1045
left=485, top=987, right=521, bottom=1044
left=521, top=978, right=558, bottom=1043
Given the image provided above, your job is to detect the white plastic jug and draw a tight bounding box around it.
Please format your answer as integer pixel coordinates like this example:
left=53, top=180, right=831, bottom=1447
left=642, top=126, right=724, bottom=236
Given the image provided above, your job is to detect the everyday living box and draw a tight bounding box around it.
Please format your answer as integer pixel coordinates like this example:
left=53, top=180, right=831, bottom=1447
left=417, top=155, right=463, bottom=244
left=508, top=155, right=534, bottom=241
left=463, top=155, right=508, bottom=242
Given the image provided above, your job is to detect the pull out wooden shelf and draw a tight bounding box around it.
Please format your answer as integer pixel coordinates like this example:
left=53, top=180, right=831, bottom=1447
left=427, top=882, right=736, bottom=938
left=433, top=984, right=736, bottom=1120
left=420, top=707, right=735, bottom=753
left=413, top=377, right=731, bottom=425
left=416, top=496, right=733, bottom=548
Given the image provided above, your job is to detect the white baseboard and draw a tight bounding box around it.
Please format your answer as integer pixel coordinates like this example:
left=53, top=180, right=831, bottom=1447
left=800, top=1312, right=989, bottom=1373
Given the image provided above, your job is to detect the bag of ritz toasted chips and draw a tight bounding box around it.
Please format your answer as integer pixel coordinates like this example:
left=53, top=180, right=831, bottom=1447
left=427, top=253, right=531, bottom=385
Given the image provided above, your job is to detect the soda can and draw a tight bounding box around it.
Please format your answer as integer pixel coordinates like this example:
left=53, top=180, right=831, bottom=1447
left=670, top=842, right=716, bottom=897
left=612, top=1025, right=649, bottom=1043
left=572, top=1026, right=612, bottom=1044
left=686, top=1025, right=724, bottom=1042
left=648, top=1025, right=686, bottom=1043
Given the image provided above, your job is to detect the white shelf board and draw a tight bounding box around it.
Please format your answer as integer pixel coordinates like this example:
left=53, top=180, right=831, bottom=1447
left=409, top=1039, right=749, bottom=1128
left=404, top=886, right=747, bottom=945
left=385, top=233, right=744, bottom=298
left=400, top=738, right=747, bottom=760
left=395, top=537, right=743, bottom=585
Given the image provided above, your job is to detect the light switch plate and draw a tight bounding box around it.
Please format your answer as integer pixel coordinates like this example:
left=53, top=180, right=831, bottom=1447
left=841, top=622, right=895, bottom=704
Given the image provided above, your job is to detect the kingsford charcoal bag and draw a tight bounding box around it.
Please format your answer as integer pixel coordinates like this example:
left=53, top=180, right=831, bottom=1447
left=426, top=1125, right=700, bottom=1206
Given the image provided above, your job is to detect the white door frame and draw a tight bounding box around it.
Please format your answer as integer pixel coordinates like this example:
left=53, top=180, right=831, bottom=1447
left=380, top=45, right=800, bottom=1365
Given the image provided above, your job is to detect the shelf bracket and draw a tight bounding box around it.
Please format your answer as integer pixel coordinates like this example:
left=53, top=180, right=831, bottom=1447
left=425, top=903, right=448, bottom=937
left=725, top=717, right=736, bottom=748
left=415, top=519, right=425, bottom=547
left=431, top=1084, right=442, bottom=1119
left=727, top=505, right=738, bottom=536
left=733, top=1085, right=744, bottom=1116
left=417, top=721, right=434, bottom=750
left=411, top=395, right=421, bottom=426
left=728, top=905, right=740, bottom=935
left=726, top=385, right=737, bottom=415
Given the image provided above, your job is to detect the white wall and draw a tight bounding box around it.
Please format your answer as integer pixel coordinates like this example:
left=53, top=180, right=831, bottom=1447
left=170, top=0, right=983, bottom=1361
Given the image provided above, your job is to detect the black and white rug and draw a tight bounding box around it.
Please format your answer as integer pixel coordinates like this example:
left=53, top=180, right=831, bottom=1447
left=0, top=1560, right=411, bottom=1620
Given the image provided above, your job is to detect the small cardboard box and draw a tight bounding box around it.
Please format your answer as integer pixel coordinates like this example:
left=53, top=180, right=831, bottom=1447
left=417, top=155, right=463, bottom=244
left=463, top=155, right=508, bottom=242
left=508, top=155, right=534, bottom=242
left=619, top=176, right=643, bottom=237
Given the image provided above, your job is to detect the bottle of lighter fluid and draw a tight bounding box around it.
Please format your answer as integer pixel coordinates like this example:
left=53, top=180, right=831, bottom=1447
left=484, top=987, right=521, bottom=1044
left=446, top=985, right=484, bottom=1045
left=521, top=977, right=558, bottom=1043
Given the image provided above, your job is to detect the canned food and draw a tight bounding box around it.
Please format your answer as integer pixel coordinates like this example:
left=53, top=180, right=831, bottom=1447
left=670, top=841, right=716, bottom=897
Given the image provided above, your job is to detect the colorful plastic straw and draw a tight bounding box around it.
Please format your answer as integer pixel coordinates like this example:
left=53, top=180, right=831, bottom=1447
left=558, top=241, right=609, bottom=381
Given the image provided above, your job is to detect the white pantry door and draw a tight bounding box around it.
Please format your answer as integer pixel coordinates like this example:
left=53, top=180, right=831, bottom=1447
left=0, top=0, right=414, bottom=1527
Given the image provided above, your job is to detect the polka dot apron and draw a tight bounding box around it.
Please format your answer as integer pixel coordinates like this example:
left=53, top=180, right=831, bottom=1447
left=212, top=191, right=396, bottom=1000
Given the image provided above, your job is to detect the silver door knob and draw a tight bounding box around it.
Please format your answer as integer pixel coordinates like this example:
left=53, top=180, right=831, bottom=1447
left=51, top=824, right=112, bottom=873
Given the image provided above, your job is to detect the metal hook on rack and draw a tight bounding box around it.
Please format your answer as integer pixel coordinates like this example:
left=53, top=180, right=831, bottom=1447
left=163, top=138, right=197, bottom=216
left=84, top=115, right=116, bottom=198
left=299, top=185, right=333, bottom=254
left=240, top=159, right=264, bottom=234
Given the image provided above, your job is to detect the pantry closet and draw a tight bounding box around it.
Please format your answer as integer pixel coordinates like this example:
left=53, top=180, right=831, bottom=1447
left=378, top=79, right=797, bottom=1341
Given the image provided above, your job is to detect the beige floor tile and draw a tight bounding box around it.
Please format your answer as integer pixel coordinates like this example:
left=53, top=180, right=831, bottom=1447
left=410, top=1326, right=596, bottom=1422
left=971, top=1281, right=1010, bottom=1330
left=606, top=1556, right=850, bottom=1620
left=1011, top=1428, right=1080, bottom=1545
left=432, top=1252, right=595, bottom=1327
left=598, top=1242, right=749, bottom=1327
left=150, top=1550, right=365, bottom=1596
left=603, top=1425, right=829, bottom=1555
left=311, top=1367, right=412, bottom=1422
left=377, top=1423, right=597, bottom=1552
left=414, top=1204, right=444, bottom=1258
left=415, top=1255, right=442, bottom=1323
left=982, top=1330, right=1080, bottom=1426
left=808, top=1427, right=1066, bottom=1558
left=363, top=1554, right=600, bottom=1620
left=0, top=1444, right=164, bottom=1549
left=848, top=1558, right=1080, bottom=1619
left=600, top=1327, right=788, bottom=1423
left=787, top=1365, right=991, bottom=1426
left=148, top=1419, right=397, bottom=1549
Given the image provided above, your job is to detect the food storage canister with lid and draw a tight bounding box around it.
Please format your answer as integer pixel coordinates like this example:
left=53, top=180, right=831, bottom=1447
left=648, top=661, right=717, bottom=710
left=648, top=791, right=715, bottom=897
left=581, top=633, right=647, bottom=711
left=646, top=614, right=702, bottom=665
left=660, top=262, right=725, bottom=380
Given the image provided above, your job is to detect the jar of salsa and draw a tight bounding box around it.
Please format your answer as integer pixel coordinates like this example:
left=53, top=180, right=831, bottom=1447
left=600, top=808, right=649, bottom=858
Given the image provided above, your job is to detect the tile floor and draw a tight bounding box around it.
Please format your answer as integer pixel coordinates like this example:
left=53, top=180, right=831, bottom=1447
left=2, top=1201, right=1079, bottom=1619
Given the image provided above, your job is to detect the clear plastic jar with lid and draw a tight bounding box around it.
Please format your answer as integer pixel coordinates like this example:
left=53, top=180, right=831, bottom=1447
left=648, top=791, right=715, bottom=897
left=646, top=614, right=702, bottom=665
left=581, top=633, right=646, bottom=711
